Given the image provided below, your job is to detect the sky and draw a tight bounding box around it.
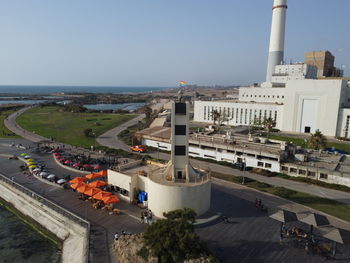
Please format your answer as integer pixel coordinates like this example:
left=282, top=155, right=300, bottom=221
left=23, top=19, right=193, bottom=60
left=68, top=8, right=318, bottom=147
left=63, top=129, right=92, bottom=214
left=0, top=0, right=349, bottom=87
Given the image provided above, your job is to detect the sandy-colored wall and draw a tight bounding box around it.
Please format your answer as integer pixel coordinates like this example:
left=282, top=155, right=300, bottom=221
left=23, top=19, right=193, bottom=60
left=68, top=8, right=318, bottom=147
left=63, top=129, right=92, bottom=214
left=146, top=178, right=211, bottom=218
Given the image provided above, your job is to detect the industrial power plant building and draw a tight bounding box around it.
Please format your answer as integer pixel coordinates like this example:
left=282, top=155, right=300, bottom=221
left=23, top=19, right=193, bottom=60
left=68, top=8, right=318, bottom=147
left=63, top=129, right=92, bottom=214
left=194, top=0, right=350, bottom=138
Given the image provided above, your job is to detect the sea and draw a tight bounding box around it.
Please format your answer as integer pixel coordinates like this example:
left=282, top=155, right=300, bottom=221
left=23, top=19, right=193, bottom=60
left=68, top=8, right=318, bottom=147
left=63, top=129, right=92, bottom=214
left=0, top=85, right=170, bottom=94
left=0, top=205, right=60, bottom=262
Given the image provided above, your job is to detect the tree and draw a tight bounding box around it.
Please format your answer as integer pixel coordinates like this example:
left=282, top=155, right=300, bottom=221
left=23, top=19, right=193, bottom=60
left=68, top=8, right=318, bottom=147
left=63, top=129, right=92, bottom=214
left=262, top=117, right=276, bottom=138
left=141, top=208, right=209, bottom=263
left=210, top=110, right=221, bottom=126
left=308, top=129, right=327, bottom=150
left=83, top=128, right=93, bottom=137
left=144, top=106, right=152, bottom=120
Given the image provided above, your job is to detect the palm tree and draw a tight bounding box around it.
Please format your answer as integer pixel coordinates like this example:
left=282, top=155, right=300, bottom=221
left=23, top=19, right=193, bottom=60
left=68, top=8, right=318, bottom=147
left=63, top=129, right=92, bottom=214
left=262, top=117, right=276, bottom=138
left=308, top=129, right=327, bottom=150
left=210, top=110, right=221, bottom=126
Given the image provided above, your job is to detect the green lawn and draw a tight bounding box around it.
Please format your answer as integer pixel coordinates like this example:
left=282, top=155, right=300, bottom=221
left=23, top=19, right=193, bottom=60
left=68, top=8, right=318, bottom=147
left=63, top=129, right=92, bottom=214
left=17, top=106, right=136, bottom=148
left=0, top=110, right=20, bottom=139
left=270, top=134, right=350, bottom=153
left=212, top=171, right=350, bottom=222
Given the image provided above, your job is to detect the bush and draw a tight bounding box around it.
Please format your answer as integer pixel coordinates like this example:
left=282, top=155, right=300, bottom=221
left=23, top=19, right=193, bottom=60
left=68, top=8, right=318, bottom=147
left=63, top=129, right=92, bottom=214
left=137, top=247, right=149, bottom=262
left=256, top=182, right=271, bottom=188
left=83, top=128, right=93, bottom=137
left=272, top=187, right=297, bottom=198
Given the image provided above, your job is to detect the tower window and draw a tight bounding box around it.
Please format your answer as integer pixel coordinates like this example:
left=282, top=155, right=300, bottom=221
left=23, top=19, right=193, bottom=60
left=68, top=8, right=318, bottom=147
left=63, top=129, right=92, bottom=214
left=175, top=125, right=186, bottom=135
left=175, top=103, right=186, bottom=114
left=175, top=146, right=186, bottom=156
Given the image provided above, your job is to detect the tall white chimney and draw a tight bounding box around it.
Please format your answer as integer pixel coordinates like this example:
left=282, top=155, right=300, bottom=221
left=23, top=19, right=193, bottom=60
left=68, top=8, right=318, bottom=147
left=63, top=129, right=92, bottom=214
left=266, top=0, right=288, bottom=82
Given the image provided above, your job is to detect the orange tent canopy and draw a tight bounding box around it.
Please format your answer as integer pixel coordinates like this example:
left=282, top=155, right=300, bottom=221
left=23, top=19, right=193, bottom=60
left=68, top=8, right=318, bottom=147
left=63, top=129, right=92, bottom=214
left=69, top=177, right=87, bottom=184
left=92, top=191, right=112, bottom=200
left=84, top=188, right=102, bottom=197
left=70, top=182, right=86, bottom=190
left=77, top=184, right=93, bottom=194
left=88, top=180, right=107, bottom=188
left=102, top=195, right=119, bottom=204
left=97, top=170, right=108, bottom=177
left=85, top=173, right=103, bottom=180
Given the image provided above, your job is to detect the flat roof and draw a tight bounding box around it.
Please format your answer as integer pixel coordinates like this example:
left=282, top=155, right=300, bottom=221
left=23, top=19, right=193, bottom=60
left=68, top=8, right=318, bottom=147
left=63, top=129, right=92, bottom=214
left=137, top=127, right=283, bottom=156
left=114, top=163, right=209, bottom=186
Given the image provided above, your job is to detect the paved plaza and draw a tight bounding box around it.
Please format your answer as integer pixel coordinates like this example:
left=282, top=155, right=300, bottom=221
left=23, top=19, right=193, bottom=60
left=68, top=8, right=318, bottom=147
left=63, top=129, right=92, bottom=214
left=1, top=139, right=350, bottom=262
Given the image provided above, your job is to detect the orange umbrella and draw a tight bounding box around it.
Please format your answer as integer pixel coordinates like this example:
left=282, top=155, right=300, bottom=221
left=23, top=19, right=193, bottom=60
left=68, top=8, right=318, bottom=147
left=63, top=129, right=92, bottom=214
left=92, top=191, right=112, bottom=200
left=102, top=195, right=119, bottom=204
left=97, top=170, right=108, bottom=176
left=70, top=182, right=85, bottom=190
left=69, top=177, right=87, bottom=184
left=88, top=180, right=107, bottom=188
left=85, top=173, right=102, bottom=180
left=76, top=184, right=93, bottom=194
left=84, top=188, right=102, bottom=197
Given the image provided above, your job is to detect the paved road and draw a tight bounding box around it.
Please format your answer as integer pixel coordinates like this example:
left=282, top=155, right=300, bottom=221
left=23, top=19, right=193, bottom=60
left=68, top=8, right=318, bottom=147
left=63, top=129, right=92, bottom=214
left=4, top=106, right=47, bottom=142
left=0, top=140, right=145, bottom=263
left=96, top=114, right=145, bottom=151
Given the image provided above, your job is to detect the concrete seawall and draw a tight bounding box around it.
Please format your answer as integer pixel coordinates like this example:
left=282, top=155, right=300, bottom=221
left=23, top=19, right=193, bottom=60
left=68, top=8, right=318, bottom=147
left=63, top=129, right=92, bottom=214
left=0, top=173, right=90, bottom=263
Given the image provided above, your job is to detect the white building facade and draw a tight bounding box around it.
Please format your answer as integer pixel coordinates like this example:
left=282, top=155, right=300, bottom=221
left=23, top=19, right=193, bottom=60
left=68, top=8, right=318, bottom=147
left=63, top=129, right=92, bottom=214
left=194, top=100, right=284, bottom=130
left=194, top=63, right=350, bottom=138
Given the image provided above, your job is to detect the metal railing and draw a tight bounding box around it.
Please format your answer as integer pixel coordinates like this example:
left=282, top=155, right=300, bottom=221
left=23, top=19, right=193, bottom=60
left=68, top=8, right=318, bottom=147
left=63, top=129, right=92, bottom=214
left=0, top=172, right=91, bottom=262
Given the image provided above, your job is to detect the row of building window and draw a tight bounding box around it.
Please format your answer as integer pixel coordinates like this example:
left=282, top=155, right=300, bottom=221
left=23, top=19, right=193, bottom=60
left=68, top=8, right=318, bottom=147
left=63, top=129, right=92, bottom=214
left=241, top=94, right=285, bottom=99
left=344, top=115, right=350, bottom=138
left=203, top=106, right=278, bottom=125
left=281, top=166, right=328, bottom=179
left=257, top=161, right=272, bottom=168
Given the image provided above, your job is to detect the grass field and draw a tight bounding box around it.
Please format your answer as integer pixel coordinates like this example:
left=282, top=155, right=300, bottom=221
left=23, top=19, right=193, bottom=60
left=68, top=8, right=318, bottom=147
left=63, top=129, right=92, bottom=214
left=270, top=134, right=350, bottom=153
left=17, top=106, right=136, bottom=148
left=212, top=171, right=350, bottom=222
left=0, top=110, right=20, bottom=139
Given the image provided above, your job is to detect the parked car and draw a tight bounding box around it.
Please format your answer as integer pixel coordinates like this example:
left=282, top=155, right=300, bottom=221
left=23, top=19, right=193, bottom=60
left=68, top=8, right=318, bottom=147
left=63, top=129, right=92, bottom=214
left=231, top=162, right=245, bottom=171
left=129, top=145, right=148, bottom=153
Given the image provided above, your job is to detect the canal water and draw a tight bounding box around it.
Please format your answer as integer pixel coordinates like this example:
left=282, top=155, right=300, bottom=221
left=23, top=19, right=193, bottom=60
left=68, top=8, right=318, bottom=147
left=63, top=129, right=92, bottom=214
left=0, top=205, right=60, bottom=263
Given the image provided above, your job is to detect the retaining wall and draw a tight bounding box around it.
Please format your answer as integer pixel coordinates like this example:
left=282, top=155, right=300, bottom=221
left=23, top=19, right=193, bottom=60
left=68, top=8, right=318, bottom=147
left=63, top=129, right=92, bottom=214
left=0, top=173, right=90, bottom=263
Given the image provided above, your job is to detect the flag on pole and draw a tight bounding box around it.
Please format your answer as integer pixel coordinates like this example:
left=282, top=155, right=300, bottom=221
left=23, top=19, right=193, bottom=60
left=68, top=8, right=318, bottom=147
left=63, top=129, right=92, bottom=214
left=179, top=80, right=187, bottom=87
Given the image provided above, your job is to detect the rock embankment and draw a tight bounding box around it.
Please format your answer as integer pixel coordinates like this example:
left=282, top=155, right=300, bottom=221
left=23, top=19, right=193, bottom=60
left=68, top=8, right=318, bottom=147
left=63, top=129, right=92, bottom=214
left=113, top=234, right=157, bottom=263
left=113, top=234, right=217, bottom=263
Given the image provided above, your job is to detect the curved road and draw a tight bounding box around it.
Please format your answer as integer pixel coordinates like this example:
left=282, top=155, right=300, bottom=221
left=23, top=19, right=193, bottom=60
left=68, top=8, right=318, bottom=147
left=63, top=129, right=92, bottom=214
left=97, top=114, right=145, bottom=151
left=5, top=106, right=47, bottom=142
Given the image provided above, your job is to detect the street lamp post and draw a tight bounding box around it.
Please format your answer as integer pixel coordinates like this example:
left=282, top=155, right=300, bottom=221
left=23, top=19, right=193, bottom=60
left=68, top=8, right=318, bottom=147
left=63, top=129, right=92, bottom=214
left=242, top=158, right=246, bottom=185
left=157, top=143, right=160, bottom=160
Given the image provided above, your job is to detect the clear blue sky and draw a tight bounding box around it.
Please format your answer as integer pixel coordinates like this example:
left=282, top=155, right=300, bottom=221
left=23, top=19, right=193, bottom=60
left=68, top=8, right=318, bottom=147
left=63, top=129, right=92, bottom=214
left=0, top=0, right=349, bottom=87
